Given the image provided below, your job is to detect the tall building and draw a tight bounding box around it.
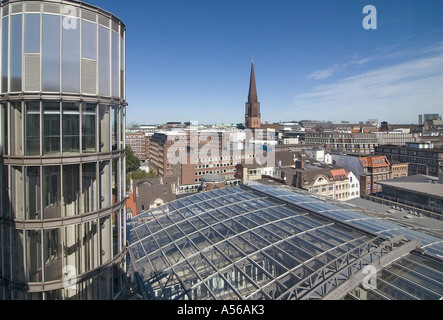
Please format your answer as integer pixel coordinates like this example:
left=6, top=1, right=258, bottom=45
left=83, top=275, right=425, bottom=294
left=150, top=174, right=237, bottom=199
left=0, top=0, right=127, bottom=300
left=245, top=59, right=261, bottom=129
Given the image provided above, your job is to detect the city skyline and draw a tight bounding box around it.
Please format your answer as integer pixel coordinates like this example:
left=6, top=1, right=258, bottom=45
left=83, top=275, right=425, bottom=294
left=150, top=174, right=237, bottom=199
left=88, top=0, right=443, bottom=125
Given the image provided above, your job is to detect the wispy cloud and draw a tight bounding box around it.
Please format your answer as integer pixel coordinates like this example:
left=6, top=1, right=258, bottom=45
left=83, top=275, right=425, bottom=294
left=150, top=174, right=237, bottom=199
left=294, top=44, right=443, bottom=123
left=307, top=54, right=374, bottom=80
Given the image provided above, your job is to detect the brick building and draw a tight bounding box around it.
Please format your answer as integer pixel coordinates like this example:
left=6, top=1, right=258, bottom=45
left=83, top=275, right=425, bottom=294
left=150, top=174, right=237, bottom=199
left=375, top=142, right=443, bottom=177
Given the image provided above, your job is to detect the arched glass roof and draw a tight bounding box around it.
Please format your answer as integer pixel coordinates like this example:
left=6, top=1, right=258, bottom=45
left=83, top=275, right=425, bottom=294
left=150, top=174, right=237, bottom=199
left=127, top=185, right=443, bottom=300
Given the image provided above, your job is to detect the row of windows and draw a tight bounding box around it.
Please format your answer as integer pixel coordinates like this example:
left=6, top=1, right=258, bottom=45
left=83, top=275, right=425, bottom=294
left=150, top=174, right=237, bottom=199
left=0, top=101, right=124, bottom=157
left=3, top=161, right=124, bottom=221
left=1, top=13, right=125, bottom=98
left=1, top=211, right=125, bottom=287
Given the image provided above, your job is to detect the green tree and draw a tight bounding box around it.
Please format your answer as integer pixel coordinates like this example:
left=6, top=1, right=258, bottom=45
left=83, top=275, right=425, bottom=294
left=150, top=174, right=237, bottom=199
left=125, top=145, right=140, bottom=174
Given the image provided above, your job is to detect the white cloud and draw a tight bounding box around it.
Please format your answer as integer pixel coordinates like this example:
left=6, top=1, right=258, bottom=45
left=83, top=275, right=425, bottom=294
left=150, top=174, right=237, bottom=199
left=293, top=50, right=443, bottom=123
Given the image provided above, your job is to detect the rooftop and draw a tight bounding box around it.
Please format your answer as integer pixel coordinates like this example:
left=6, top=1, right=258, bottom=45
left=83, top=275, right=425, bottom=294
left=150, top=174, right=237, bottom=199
left=376, top=174, right=443, bottom=200
left=127, top=184, right=443, bottom=300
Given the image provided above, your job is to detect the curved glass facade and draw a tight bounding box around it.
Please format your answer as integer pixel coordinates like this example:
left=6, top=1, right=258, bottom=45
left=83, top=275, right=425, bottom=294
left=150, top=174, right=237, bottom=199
left=0, top=0, right=127, bottom=300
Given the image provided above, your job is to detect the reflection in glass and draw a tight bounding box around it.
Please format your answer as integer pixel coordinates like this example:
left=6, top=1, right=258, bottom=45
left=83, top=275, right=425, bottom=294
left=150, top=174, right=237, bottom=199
left=63, top=164, right=80, bottom=217
left=25, top=14, right=40, bottom=54
left=10, top=14, right=22, bottom=92
left=82, top=162, right=97, bottom=214
left=100, top=216, right=111, bottom=264
left=1, top=103, right=8, bottom=155
left=44, top=229, right=62, bottom=281
left=63, top=224, right=80, bottom=299
left=11, top=166, right=24, bottom=220
left=99, top=105, right=110, bottom=152
left=82, top=20, right=97, bottom=60
left=83, top=220, right=99, bottom=273
left=43, top=166, right=61, bottom=219
left=111, top=106, right=118, bottom=151
left=112, top=32, right=119, bottom=98
left=98, top=26, right=110, bottom=96
left=43, top=102, right=60, bottom=155
left=82, top=103, right=96, bottom=153
left=99, top=161, right=111, bottom=209
left=26, top=230, right=42, bottom=282
left=10, top=102, right=22, bottom=156
left=113, top=211, right=119, bottom=256
left=26, top=166, right=41, bottom=220
left=42, top=14, right=60, bottom=92
left=62, top=102, right=80, bottom=154
left=25, top=101, right=40, bottom=156
left=2, top=17, right=8, bottom=93
left=62, top=18, right=80, bottom=93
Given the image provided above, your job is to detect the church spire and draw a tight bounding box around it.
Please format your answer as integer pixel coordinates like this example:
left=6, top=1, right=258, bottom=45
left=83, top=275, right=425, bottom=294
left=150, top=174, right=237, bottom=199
left=245, top=58, right=261, bottom=129
left=248, top=58, right=258, bottom=102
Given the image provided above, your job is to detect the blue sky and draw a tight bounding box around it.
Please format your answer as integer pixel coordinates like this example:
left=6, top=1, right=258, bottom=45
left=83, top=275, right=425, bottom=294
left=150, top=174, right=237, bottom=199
left=87, top=0, right=443, bottom=125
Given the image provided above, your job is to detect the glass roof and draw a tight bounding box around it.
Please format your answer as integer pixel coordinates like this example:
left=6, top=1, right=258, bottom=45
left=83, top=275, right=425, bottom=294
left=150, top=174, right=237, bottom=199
left=127, top=185, right=443, bottom=300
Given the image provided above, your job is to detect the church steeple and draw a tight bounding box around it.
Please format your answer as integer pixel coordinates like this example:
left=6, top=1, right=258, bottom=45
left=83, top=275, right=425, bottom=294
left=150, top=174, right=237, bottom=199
left=245, top=58, right=261, bottom=129
left=248, top=58, right=258, bottom=102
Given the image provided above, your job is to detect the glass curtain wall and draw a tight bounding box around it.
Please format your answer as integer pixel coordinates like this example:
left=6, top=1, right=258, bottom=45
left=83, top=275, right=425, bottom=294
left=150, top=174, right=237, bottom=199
left=0, top=0, right=126, bottom=300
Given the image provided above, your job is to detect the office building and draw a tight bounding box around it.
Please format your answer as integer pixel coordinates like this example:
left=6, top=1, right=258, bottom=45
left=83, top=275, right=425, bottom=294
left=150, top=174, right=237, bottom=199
left=0, top=0, right=127, bottom=300
left=375, top=142, right=443, bottom=177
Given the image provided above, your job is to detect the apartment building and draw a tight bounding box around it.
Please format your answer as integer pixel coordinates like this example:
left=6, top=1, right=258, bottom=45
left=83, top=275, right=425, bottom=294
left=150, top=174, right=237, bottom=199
left=304, top=132, right=378, bottom=154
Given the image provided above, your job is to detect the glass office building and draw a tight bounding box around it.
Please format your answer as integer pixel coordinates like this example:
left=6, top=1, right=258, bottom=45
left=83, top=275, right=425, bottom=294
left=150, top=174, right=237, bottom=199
left=0, top=0, right=127, bottom=299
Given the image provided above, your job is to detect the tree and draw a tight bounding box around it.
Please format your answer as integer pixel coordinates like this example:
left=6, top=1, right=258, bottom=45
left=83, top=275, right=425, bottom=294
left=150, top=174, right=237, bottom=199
left=125, top=145, right=140, bottom=174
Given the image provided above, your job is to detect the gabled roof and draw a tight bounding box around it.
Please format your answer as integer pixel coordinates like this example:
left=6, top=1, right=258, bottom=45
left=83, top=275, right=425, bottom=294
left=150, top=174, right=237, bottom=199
left=360, top=155, right=389, bottom=168
left=330, top=168, right=349, bottom=181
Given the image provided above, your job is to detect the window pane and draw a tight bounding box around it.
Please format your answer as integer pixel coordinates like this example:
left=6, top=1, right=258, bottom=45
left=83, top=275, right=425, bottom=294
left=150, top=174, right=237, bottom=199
left=83, top=220, right=99, bottom=272
left=42, top=14, right=60, bottom=92
left=112, top=158, right=118, bottom=204
left=99, top=104, right=110, bottom=152
left=82, top=20, right=97, bottom=60
left=112, top=211, right=119, bottom=256
left=10, top=102, right=23, bottom=156
left=25, top=101, right=40, bottom=156
left=100, top=216, right=112, bottom=264
left=43, top=102, right=60, bottom=155
left=2, top=17, right=8, bottom=93
left=63, top=224, right=80, bottom=297
left=10, top=14, right=23, bottom=92
left=98, top=26, right=110, bottom=96
left=82, top=103, right=96, bottom=153
left=62, top=102, right=80, bottom=154
left=63, top=164, right=80, bottom=217
left=25, top=14, right=40, bottom=53
left=111, top=31, right=119, bottom=98
left=44, top=229, right=62, bottom=281
left=120, top=35, right=125, bottom=99
left=26, top=230, right=42, bottom=282
left=111, top=105, right=118, bottom=151
left=1, top=103, right=8, bottom=155
left=11, top=166, right=24, bottom=220
left=99, top=160, right=111, bottom=209
left=82, top=162, right=97, bottom=213
left=26, top=166, right=41, bottom=220
left=62, top=18, right=80, bottom=93
left=43, top=166, right=61, bottom=219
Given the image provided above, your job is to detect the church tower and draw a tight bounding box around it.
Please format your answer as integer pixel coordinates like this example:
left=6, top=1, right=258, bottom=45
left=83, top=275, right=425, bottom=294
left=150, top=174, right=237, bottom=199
left=245, top=59, right=261, bottom=129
